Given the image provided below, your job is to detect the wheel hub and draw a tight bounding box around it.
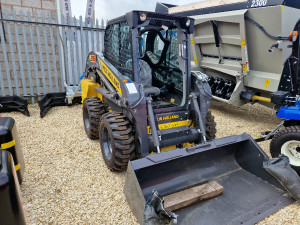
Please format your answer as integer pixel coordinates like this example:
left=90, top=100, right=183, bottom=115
left=101, top=127, right=113, bottom=160
left=83, top=107, right=90, bottom=132
left=281, top=140, right=300, bottom=166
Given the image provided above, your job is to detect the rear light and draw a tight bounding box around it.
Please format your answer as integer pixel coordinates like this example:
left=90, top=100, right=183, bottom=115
left=289, top=31, right=298, bottom=42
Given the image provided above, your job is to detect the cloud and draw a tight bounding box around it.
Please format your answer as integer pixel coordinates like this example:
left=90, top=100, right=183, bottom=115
left=70, top=0, right=202, bottom=22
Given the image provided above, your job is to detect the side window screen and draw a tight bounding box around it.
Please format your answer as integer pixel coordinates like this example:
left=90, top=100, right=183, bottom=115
left=120, top=24, right=133, bottom=79
left=104, top=23, right=133, bottom=79
left=165, top=30, right=179, bottom=69
left=153, top=29, right=183, bottom=91
left=104, top=24, right=119, bottom=67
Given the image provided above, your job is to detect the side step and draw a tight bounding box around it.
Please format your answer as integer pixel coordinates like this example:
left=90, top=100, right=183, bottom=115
left=148, top=126, right=200, bottom=149
left=0, top=96, right=30, bottom=116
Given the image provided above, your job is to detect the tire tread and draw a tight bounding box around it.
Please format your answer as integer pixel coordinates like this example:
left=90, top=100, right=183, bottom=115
left=100, top=112, right=135, bottom=171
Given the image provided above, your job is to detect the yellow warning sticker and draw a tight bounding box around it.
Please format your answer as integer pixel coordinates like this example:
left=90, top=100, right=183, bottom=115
left=241, top=39, right=245, bottom=47
left=264, top=79, right=270, bottom=88
left=191, top=38, right=194, bottom=45
left=170, top=98, right=175, bottom=103
left=194, top=58, right=198, bottom=65
left=242, top=64, right=247, bottom=73
left=89, top=55, right=96, bottom=63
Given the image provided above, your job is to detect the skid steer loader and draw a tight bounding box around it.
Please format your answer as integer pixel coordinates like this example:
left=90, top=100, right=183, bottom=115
left=81, top=11, right=296, bottom=225
left=82, top=11, right=216, bottom=169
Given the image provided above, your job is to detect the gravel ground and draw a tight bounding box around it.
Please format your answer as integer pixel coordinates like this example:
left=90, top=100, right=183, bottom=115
left=2, top=101, right=299, bottom=224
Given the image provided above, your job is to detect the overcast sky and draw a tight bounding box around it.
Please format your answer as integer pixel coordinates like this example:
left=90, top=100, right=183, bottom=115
left=70, top=0, right=202, bottom=22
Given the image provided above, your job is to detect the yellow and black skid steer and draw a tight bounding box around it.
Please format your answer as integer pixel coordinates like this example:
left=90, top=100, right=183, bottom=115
left=81, top=11, right=296, bottom=225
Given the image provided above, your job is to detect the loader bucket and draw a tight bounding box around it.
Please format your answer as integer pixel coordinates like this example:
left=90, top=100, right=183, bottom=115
left=124, top=133, right=295, bottom=225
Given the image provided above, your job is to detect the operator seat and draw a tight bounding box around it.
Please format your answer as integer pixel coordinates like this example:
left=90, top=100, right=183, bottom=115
left=139, top=60, right=160, bottom=97
left=139, top=59, right=160, bottom=97
left=124, top=59, right=160, bottom=97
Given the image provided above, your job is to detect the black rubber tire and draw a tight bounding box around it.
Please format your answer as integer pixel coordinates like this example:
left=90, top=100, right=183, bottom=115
left=99, top=112, right=135, bottom=171
left=270, top=126, right=300, bottom=173
left=83, top=97, right=106, bottom=139
left=205, top=111, right=217, bottom=141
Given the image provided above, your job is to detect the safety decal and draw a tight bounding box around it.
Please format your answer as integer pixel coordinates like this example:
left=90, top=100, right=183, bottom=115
left=191, top=38, right=194, bottom=45
left=242, top=64, right=247, bottom=73
left=264, top=79, right=270, bottom=88
left=241, top=39, right=245, bottom=48
left=89, top=55, right=96, bottom=63
left=126, top=83, right=138, bottom=94
left=194, top=58, right=198, bottom=65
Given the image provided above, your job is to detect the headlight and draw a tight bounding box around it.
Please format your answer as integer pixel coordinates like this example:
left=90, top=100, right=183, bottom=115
left=140, top=13, right=147, bottom=22
left=186, top=19, right=191, bottom=27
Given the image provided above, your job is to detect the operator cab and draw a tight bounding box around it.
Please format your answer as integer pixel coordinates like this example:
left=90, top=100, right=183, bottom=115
left=103, top=11, right=194, bottom=109
left=138, top=27, right=184, bottom=107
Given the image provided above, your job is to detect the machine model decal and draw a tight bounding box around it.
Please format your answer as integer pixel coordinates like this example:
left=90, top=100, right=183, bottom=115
left=89, top=55, right=96, bottom=63
left=264, top=78, right=270, bottom=88
left=251, top=0, right=267, bottom=8
left=99, top=59, right=123, bottom=96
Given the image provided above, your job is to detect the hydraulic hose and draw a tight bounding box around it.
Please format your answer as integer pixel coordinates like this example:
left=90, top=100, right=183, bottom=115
left=245, top=16, right=289, bottom=41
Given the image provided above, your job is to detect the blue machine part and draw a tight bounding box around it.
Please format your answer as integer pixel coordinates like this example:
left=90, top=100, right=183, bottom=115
left=277, top=101, right=300, bottom=120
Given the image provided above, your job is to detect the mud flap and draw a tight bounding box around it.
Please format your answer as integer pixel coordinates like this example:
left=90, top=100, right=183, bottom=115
left=124, top=133, right=295, bottom=225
